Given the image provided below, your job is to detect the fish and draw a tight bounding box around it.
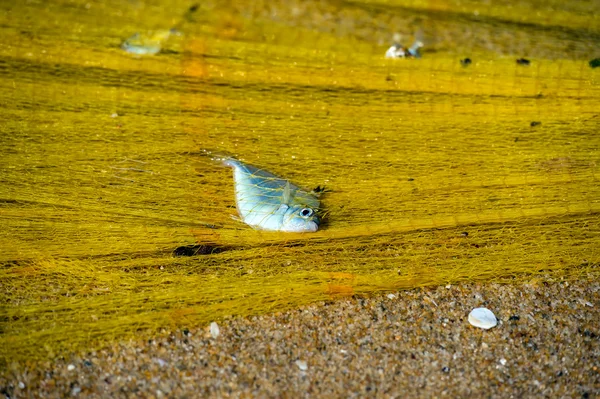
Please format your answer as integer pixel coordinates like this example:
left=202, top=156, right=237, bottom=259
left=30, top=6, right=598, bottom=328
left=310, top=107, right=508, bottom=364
left=217, top=157, right=321, bottom=232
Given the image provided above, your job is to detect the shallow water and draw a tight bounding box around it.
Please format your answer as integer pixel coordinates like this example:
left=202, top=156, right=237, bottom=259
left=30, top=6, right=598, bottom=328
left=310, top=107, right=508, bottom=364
left=0, top=0, right=599, bottom=361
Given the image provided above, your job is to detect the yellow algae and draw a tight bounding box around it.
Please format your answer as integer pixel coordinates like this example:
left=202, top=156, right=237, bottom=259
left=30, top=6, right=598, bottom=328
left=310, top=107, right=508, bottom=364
left=1, top=0, right=600, bottom=363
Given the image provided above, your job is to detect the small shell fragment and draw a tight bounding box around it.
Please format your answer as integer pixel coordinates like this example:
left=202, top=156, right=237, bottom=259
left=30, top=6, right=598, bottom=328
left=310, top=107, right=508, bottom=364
left=210, top=322, right=220, bottom=338
left=468, top=307, right=498, bottom=329
left=387, top=294, right=396, bottom=299
left=295, top=360, right=308, bottom=371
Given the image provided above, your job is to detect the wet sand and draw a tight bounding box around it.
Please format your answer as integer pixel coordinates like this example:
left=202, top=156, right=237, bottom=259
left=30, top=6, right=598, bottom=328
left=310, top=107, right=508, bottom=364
left=2, top=280, right=598, bottom=398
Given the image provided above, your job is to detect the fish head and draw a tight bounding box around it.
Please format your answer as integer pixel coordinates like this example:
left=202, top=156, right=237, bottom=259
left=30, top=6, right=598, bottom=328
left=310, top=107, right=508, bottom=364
left=279, top=205, right=320, bottom=233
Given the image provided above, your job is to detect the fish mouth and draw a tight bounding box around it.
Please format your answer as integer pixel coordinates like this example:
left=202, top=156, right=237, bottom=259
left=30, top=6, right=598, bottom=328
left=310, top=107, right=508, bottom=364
left=308, top=218, right=320, bottom=232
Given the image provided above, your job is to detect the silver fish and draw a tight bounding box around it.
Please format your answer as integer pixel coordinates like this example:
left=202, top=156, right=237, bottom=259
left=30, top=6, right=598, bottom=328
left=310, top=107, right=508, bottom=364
left=220, top=158, right=320, bottom=232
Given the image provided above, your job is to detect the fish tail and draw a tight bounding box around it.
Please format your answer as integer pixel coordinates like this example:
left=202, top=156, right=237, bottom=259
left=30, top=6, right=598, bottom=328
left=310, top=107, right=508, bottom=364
left=201, top=149, right=240, bottom=168
left=220, top=158, right=239, bottom=168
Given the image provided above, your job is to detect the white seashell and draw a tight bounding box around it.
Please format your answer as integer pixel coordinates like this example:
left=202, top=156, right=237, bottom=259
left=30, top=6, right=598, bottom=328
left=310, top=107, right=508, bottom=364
left=295, top=360, right=308, bottom=371
left=67, top=364, right=75, bottom=371
left=468, top=307, right=498, bottom=329
left=210, top=322, right=220, bottom=338
left=387, top=294, right=396, bottom=299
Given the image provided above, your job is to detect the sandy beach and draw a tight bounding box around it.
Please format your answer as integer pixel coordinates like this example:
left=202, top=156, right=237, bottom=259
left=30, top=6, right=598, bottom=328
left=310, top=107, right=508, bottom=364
left=2, top=279, right=598, bottom=398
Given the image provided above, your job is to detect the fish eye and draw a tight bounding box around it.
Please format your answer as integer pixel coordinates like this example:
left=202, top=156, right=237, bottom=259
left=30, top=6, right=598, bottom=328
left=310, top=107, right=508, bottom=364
left=300, top=208, right=313, bottom=218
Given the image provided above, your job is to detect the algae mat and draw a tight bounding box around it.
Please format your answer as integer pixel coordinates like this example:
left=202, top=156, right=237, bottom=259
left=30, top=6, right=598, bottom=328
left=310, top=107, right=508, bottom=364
left=1, top=0, right=599, bottom=362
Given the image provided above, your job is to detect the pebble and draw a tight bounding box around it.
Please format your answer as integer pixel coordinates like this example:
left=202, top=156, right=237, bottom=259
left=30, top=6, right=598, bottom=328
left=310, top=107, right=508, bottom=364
left=387, top=294, right=396, bottom=299
left=579, top=299, right=593, bottom=307
left=468, top=307, right=498, bottom=329
left=295, top=360, right=308, bottom=371
left=67, top=364, right=75, bottom=371
left=210, top=322, right=220, bottom=339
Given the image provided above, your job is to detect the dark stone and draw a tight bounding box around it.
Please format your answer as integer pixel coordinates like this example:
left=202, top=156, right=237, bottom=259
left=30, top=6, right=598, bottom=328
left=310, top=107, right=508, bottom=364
left=516, top=58, right=531, bottom=65
left=509, top=315, right=520, bottom=321
left=589, top=58, right=600, bottom=68
left=173, top=244, right=225, bottom=257
left=442, top=366, right=450, bottom=373
left=579, top=328, right=597, bottom=339
left=460, top=58, right=472, bottom=66
left=530, top=121, right=542, bottom=127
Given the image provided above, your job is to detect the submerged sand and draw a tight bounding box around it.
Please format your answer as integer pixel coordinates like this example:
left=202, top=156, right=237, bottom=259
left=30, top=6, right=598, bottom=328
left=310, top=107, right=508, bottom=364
left=2, top=280, right=598, bottom=398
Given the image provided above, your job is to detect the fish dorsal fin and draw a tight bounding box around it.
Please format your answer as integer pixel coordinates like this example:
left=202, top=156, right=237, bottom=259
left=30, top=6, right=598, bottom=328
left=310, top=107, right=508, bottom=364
left=282, top=181, right=292, bottom=205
